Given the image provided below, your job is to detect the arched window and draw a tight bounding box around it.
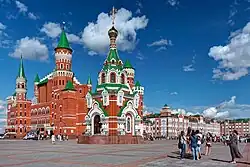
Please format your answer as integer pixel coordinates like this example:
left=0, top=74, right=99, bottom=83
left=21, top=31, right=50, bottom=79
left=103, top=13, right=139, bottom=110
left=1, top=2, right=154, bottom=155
left=101, top=73, right=105, bottom=83
left=121, top=74, right=125, bottom=84
left=110, top=73, right=116, bottom=83
left=21, top=83, right=24, bottom=88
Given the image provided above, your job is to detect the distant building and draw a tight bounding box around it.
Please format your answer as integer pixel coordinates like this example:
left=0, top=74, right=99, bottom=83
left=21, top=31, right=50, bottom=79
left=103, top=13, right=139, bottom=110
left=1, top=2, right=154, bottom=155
left=143, top=104, right=220, bottom=137
left=220, top=119, right=250, bottom=136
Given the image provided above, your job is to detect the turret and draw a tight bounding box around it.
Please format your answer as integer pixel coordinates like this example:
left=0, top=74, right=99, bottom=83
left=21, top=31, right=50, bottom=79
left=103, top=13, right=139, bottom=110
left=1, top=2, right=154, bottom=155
left=87, top=75, right=92, bottom=91
left=15, top=55, right=27, bottom=100
left=98, top=9, right=124, bottom=85
left=53, top=23, right=74, bottom=90
left=33, top=73, right=40, bottom=103
left=133, top=81, right=144, bottom=95
left=123, top=60, right=135, bottom=86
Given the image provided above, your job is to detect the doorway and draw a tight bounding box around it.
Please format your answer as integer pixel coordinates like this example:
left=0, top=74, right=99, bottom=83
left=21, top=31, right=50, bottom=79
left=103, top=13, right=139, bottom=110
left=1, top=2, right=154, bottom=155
left=94, top=115, right=102, bottom=134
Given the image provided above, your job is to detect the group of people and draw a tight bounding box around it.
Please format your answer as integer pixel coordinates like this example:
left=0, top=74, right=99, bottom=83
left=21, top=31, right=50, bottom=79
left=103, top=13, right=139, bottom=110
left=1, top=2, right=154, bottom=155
left=178, top=128, right=243, bottom=164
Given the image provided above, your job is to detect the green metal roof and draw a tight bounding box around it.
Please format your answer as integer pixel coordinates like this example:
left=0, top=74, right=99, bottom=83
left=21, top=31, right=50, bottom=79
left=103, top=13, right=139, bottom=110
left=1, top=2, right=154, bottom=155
left=124, top=60, right=133, bottom=69
left=96, top=83, right=129, bottom=90
left=34, top=73, right=40, bottom=83
left=63, top=80, right=76, bottom=91
left=56, top=30, right=72, bottom=51
left=17, top=55, right=26, bottom=79
left=95, top=100, right=108, bottom=116
left=106, top=49, right=120, bottom=62
left=37, top=78, right=48, bottom=86
left=87, top=75, right=92, bottom=85
left=135, top=81, right=141, bottom=87
left=12, top=92, right=16, bottom=96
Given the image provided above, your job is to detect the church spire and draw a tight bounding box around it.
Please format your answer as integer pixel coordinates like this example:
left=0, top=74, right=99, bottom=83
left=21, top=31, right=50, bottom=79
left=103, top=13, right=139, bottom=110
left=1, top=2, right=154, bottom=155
left=108, top=7, right=118, bottom=49
left=17, top=55, right=26, bottom=79
left=55, top=22, right=72, bottom=52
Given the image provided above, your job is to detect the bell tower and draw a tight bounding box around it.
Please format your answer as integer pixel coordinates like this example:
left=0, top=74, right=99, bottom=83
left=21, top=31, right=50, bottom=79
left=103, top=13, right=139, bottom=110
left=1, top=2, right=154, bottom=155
left=53, top=22, right=74, bottom=90
left=15, top=55, right=27, bottom=101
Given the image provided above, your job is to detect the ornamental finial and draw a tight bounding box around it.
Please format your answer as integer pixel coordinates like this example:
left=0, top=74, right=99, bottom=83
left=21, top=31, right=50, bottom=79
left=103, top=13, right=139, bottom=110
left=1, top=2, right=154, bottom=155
left=110, top=6, right=117, bottom=26
left=62, top=21, right=66, bottom=30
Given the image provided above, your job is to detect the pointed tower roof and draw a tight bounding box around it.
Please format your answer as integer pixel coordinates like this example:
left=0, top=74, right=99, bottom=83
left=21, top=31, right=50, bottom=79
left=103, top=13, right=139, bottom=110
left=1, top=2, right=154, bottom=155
left=124, top=60, right=133, bottom=69
left=63, top=80, right=76, bottom=91
left=135, top=81, right=141, bottom=87
left=87, top=75, right=92, bottom=85
left=34, top=73, right=40, bottom=83
left=17, top=55, right=26, bottom=79
left=55, top=24, right=72, bottom=52
left=107, top=49, right=120, bottom=62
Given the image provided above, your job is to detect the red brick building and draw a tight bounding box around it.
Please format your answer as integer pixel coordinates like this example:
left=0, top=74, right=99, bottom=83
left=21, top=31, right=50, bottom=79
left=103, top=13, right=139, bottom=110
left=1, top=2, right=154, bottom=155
left=6, top=11, right=144, bottom=139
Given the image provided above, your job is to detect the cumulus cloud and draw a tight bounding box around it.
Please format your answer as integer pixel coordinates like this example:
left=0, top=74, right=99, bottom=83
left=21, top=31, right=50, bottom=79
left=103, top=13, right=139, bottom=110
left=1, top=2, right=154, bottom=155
left=40, top=22, right=82, bottom=44
left=82, top=8, right=148, bottom=55
left=9, top=37, right=49, bottom=61
left=40, top=22, right=62, bottom=38
left=202, top=96, right=236, bottom=119
left=209, top=22, right=250, bottom=80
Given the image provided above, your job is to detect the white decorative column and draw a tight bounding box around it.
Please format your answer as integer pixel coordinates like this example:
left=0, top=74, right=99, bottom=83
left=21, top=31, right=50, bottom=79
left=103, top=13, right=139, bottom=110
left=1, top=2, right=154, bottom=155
left=135, top=115, right=142, bottom=136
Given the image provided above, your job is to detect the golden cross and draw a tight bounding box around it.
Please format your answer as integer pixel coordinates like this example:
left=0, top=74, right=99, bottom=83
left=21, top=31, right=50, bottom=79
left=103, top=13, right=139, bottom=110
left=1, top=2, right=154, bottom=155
left=110, top=6, right=117, bottom=25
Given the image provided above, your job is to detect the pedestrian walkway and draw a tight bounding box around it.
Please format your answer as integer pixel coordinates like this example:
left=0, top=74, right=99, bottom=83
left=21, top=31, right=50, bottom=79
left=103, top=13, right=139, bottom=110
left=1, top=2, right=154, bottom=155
left=237, top=143, right=250, bottom=167
left=0, top=140, right=248, bottom=167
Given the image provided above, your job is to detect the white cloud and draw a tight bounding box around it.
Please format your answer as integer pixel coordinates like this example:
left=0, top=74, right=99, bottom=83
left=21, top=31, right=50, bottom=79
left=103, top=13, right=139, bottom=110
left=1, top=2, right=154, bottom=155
left=82, top=8, right=148, bottom=55
left=10, top=37, right=49, bottom=61
left=170, top=92, right=178, bottom=95
left=0, top=100, right=6, bottom=110
left=40, top=22, right=82, bottom=44
left=15, top=1, right=38, bottom=20
left=0, top=22, right=6, bottom=30
left=28, top=12, right=38, bottom=20
left=167, top=0, right=180, bottom=6
left=209, top=22, right=250, bottom=80
left=148, top=39, right=173, bottom=51
left=15, top=1, right=27, bottom=13
left=66, top=33, right=82, bottom=44
left=40, top=22, right=62, bottom=38
left=183, top=55, right=196, bottom=72
left=183, top=64, right=195, bottom=72
left=88, top=51, right=98, bottom=56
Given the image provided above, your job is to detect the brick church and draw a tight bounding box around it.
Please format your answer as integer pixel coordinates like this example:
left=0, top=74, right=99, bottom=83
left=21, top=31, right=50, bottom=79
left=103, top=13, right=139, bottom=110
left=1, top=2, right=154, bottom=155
left=6, top=8, right=144, bottom=141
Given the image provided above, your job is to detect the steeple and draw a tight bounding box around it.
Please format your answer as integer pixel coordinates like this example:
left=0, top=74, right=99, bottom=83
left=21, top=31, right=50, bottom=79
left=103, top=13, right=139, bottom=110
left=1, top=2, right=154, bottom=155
left=55, top=22, right=72, bottom=52
left=87, top=75, right=92, bottom=85
left=103, top=7, right=122, bottom=69
left=108, top=7, right=118, bottom=50
left=124, top=60, right=133, bottom=69
left=34, top=73, right=40, bottom=83
left=17, top=55, right=26, bottom=79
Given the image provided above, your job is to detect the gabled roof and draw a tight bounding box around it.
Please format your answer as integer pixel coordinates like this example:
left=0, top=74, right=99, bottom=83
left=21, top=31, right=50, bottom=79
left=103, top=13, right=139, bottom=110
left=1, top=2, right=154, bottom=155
left=135, top=81, right=141, bottom=87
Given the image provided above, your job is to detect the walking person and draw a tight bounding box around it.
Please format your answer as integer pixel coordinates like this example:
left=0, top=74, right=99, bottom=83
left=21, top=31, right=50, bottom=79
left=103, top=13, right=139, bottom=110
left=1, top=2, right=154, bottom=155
left=228, top=130, right=243, bottom=164
left=195, top=130, right=202, bottom=160
left=178, top=131, right=186, bottom=160
left=205, top=132, right=212, bottom=156
left=190, top=130, right=199, bottom=160
left=51, top=130, right=55, bottom=144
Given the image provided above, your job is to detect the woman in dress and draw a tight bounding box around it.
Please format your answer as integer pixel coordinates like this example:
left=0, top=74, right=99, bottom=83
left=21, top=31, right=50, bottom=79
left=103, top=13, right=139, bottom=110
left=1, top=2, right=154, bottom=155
left=205, top=132, right=212, bottom=156
left=228, top=130, right=243, bottom=164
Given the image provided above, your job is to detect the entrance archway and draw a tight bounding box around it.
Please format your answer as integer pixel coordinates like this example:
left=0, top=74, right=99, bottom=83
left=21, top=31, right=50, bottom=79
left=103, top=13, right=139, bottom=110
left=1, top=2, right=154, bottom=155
left=93, top=115, right=102, bottom=134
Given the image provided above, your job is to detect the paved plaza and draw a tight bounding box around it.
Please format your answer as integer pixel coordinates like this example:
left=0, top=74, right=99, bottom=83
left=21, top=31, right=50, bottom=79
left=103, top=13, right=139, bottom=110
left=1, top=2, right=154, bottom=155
left=0, top=140, right=249, bottom=167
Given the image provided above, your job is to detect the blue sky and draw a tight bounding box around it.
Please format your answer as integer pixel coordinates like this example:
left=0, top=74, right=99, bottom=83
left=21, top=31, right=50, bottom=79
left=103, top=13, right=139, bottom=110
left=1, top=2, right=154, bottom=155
left=1, top=0, right=250, bottom=131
